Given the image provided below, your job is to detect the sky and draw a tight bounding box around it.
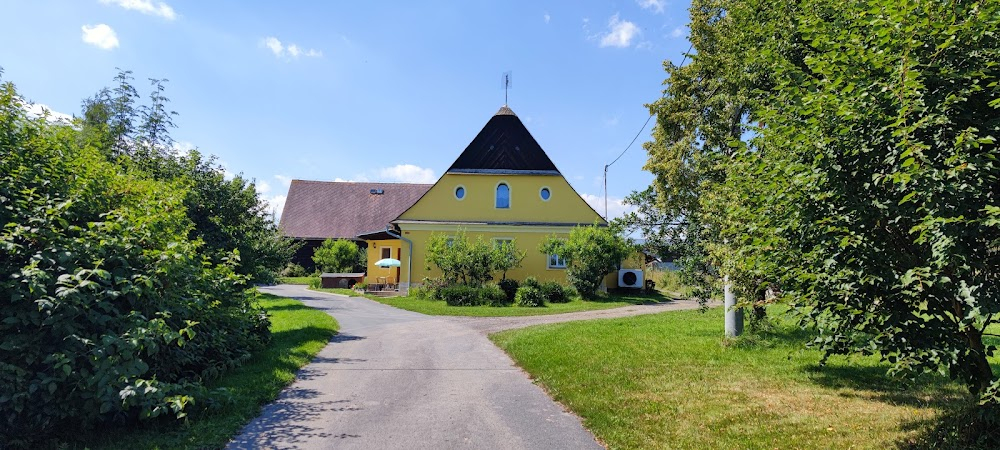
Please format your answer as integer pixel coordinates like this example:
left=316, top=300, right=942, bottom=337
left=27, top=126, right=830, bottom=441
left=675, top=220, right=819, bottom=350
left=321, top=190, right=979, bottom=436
left=0, top=0, right=693, bottom=221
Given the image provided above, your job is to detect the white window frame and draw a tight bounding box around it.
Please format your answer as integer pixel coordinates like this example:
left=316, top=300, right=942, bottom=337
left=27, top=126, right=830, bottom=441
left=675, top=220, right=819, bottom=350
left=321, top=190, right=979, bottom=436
left=381, top=247, right=392, bottom=259
left=547, top=253, right=567, bottom=269
left=493, top=237, right=514, bottom=249
left=454, top=185, right=466, bottom=201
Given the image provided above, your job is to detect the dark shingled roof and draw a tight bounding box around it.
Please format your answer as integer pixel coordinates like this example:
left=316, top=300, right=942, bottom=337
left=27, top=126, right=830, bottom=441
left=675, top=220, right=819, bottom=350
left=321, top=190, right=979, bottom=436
left=446, top=105, right=560, bottom=175
left=279, top=180, right=431, bottom=239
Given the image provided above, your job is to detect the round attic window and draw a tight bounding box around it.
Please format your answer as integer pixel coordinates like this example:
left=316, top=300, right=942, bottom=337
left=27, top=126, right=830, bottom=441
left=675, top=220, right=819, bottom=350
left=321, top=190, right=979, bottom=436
left=455, top=186, right=466, bottom=200
left=540, top=187, right=551, bottom=201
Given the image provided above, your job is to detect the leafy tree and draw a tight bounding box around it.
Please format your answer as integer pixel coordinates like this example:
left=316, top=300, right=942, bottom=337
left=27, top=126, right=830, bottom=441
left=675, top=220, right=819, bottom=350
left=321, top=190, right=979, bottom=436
left=313, top=239, right=362, bottom=273
left=539, top=224, right=634, bottom=298
left=742, top=0, right=1000, bottom=401
left=493, top=240, right=526, bottom=280
left=424, top=231, right=525, bottom=285
left=630, top=0, right=795, bottom=314
left=0, top=75, right=269, bottom=444
left=642, top=0, right=1000, bottom=407
left=78, top=70, right=296, bottom=283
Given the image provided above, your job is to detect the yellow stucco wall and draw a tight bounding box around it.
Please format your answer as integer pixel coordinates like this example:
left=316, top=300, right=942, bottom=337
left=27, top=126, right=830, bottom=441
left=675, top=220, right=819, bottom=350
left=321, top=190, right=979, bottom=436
left=375, top=172, right=649, bottom=291
left=396, top=226, right=573, bottom=285
left=397, top=173, right=604, bottom=224
left=365, top=239, right=403, bottom=285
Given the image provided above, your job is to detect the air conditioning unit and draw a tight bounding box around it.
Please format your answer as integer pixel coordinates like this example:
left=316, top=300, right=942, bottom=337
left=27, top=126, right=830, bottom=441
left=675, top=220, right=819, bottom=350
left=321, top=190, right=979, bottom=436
left=618, top=269, right=644, bottom=289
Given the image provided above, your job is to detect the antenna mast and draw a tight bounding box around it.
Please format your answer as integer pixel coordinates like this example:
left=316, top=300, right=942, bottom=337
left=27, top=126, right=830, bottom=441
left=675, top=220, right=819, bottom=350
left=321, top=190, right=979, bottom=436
left=502, top=71, right=512, bottom=105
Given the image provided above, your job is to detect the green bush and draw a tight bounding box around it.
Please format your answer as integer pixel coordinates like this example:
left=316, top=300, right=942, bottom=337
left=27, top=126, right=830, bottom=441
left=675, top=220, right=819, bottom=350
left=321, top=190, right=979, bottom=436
left=540, top=281, right=570, bottom=303
left=416, top=277, right=448, bottom=300
left=0, top=74, right=272, bottom=445
left=281, top=263, right=307, bottom=277
left=497, top=278, right=519, bottom=303
left=313, top=239, right=362, bottom=273
left=514, top=285, right=546, bottom=307
left=425, top=231, right=526, bottom=285
left=439, top=285, right=481, bottom=306
left=540, top=224, right=634, bottom=298
left=479, top=283, right=510, bottom=306
left=522, top=276, right=542, bottom=290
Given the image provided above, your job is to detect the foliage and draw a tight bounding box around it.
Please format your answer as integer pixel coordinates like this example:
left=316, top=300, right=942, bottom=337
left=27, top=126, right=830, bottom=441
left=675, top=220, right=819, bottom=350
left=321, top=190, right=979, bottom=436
left=280, top=263, right=307, bottom=278
left=0, top=77, right=270, bottom=444
left=620, top=0, right=797, bottom=310
left=497, top=278, right=519, bottom=303
left=639, top=0, right=1000, bottom=402
left=424, top=231, right=526, bottom=285
left=78, top=70, right=296, bottom=284
left=540, top=281, right=570, bottom=303
left=494, top=240, right=526, bottom=280
left=73, top=294, right=338, bottom=450
left=438, top=285, right=482, bottom=306
left=312, top=239, right=362, bottom=273
left=540, top=224, right=635, bottom=298
left=479, top=283, right=510, bottom=307
left=514, top=285, right=545, bottom=307
left=742, top=0, right=1000, bottom=399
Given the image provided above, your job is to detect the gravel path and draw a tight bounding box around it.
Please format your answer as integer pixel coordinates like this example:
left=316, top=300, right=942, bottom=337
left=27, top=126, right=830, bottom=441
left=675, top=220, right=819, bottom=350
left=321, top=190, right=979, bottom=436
left=446, top=299, right=706, bottom=334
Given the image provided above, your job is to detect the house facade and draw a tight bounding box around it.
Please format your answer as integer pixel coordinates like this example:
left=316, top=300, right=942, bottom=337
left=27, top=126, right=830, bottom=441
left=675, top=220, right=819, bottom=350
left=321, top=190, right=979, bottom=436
left=281, top=105, right=640, bottom=293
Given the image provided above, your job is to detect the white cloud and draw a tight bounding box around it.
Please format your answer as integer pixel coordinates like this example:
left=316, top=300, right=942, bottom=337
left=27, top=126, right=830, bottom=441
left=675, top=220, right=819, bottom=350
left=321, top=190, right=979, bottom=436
left=637, top=0, right=666, bottom=13
left=274, top=174, right=293, bottom=187
left=374, top=164, right=437, bottom=184
left=100, top=0, right=176, bottom=20
left=255, top=180, right=272, bottom=195
left=261, top=36, right=322, bottom=59
left=24, top=102, right=74, bottom=123
left=544, top=13, right=551, bottom=24
left=599, top=14, right=640, bottom=48
left=263, top=194, right=286, bottom=220
left=671, top=26, right=685, bottom=38
left=581, top=193, right=636, bottom=221
left=81, top=24, right=119, bottom=50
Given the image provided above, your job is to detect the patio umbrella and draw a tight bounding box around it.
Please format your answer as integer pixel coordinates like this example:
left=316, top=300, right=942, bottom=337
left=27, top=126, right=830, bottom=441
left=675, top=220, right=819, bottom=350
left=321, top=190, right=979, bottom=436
left=375, top=258, right=401, bottom=268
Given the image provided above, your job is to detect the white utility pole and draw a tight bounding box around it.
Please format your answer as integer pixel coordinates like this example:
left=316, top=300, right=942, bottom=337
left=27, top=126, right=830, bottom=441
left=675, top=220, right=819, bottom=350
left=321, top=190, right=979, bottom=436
left=724, top=275, right=743, bottom=337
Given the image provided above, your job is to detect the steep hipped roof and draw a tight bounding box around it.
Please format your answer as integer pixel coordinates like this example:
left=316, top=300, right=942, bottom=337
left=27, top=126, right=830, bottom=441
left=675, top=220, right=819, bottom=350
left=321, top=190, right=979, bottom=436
left=279, top=180, right=431, bottom=239
left=446, top=105, right=560, bottom=175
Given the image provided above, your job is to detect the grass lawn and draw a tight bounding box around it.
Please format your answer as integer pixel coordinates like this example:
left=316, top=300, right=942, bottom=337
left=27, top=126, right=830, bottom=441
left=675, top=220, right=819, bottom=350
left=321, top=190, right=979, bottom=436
left=492, top=307, right=980, bottom=449
left=276, top=276, right=317, bottom=285
left=79, top=293, right=338, bottom=449
left=312, top=287, right=669, bottom=317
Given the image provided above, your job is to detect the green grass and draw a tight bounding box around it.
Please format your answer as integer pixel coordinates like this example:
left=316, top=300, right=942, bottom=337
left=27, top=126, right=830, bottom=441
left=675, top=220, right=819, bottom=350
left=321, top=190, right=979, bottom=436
left=492, top=307, right=978, bottom=449
left=276, top=276, right=318, bottom=285
left=313, top=287, right=669, bottom=317
left=79, top=293, right=338, bottom=449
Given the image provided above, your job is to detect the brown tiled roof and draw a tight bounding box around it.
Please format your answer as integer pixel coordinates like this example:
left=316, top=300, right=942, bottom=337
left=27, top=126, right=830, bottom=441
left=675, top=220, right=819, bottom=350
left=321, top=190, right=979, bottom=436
left=279, top=180, right=432, bottom=239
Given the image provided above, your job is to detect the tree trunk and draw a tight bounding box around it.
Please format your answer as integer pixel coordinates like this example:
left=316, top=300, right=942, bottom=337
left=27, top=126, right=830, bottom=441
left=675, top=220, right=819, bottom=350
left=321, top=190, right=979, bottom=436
left=965, top=327, right=995, bottom=395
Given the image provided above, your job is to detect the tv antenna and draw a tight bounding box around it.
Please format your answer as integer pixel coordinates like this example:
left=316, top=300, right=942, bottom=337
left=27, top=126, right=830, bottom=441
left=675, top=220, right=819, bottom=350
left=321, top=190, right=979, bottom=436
left=501, top=71, right=512, bottom=105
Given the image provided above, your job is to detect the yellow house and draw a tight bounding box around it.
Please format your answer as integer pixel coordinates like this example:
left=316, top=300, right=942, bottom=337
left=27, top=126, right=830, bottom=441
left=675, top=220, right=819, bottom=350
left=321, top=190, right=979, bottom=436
left=284, top=105, right=643, bottom=293
left=358, top=105, right=629, bottom=292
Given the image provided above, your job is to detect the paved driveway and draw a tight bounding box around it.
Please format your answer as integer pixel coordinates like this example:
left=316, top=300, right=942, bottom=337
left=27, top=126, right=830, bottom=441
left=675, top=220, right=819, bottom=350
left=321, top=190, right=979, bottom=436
left=228, top=285, right=604, bottom=450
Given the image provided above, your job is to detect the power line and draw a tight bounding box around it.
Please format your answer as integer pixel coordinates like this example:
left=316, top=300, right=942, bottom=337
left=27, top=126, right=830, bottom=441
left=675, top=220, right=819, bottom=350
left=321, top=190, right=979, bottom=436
left=604, top=41, right=695, bottom=219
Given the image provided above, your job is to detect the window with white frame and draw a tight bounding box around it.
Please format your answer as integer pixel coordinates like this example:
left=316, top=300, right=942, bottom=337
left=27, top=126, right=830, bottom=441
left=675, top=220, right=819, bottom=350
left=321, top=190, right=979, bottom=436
left=381, top=247, right=391, bottom=259
left=493, top=238, right=514, bottom=249
left=547, top=253, right=567, bottom=269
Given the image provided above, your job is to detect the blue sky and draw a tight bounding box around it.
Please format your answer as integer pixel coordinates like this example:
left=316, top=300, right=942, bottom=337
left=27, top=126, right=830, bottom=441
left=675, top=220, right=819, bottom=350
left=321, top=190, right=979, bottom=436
left=1, top=0, right=691, bottom=220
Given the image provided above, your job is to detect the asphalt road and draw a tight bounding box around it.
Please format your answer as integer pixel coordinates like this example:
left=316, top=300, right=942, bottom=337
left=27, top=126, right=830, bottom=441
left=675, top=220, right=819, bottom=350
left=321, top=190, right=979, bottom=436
left=228, top=285, right=604, bottom=450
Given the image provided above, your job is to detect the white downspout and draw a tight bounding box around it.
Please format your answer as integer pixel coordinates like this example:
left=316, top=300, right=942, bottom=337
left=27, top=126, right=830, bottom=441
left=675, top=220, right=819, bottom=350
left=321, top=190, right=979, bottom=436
left=385, top=226, right=412, bottom=294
